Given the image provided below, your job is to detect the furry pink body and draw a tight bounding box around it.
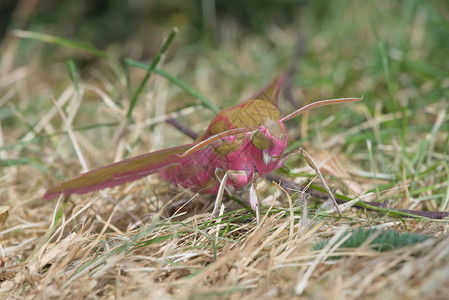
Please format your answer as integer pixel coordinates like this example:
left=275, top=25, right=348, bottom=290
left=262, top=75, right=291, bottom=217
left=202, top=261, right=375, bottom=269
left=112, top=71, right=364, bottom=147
left=159, top=123, right=288, bottom=193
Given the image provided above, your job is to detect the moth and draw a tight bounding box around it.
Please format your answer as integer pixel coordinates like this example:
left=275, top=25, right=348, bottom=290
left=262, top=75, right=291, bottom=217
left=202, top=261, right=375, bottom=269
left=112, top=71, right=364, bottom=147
left=44, top=76, right=361, bottom=222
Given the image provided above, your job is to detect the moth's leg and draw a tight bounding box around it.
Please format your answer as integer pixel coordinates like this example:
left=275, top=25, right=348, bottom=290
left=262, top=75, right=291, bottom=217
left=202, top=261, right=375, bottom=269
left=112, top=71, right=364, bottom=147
left=211, top=169, right=228, bottom=220
left=212, top=169, right=248, bottom=220
left=249, top=172, right=260, bottom=224
left=282, top=147, right=342, bottom=217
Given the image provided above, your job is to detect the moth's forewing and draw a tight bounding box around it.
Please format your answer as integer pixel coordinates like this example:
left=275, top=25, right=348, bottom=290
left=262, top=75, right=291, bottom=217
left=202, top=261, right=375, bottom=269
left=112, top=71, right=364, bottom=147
left=193, top=76, right=282, bottom=142
left=43, top=144, right=194, bottom=200
left=246, top=76, right=283, bottom=107
left=198, top=98, right=281, bottom=144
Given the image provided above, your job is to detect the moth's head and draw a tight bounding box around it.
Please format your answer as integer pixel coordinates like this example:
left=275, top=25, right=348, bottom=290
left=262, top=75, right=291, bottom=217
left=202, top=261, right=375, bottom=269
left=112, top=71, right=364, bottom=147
left=250, top=119, right=287, bottom=164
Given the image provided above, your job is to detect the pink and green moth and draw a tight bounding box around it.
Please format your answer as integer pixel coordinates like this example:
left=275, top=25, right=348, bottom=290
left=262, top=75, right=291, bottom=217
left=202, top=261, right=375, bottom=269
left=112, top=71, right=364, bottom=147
left=44, top=76, right=362, bottom=222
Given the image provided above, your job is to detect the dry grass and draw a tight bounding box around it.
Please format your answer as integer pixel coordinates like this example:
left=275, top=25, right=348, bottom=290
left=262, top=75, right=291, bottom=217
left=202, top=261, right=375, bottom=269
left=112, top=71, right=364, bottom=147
left=1, top=1, right=449, bottom=299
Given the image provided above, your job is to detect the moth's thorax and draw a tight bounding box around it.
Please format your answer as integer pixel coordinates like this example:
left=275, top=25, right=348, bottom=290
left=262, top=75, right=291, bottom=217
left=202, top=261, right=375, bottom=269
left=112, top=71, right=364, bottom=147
left=200, top=99, right=281, bottom=138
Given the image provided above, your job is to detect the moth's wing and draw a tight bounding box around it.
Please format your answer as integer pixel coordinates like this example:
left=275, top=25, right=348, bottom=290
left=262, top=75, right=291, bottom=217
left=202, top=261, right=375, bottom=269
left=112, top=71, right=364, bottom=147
left=246, top=76, right=283, bottom=107
left=43, top=143, right=195, bottom=200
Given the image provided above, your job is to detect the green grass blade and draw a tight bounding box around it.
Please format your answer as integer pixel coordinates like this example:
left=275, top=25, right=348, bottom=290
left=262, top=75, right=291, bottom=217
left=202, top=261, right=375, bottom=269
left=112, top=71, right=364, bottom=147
left=366, top=139, right=380, bottom=199
left=66, top=59, right=79, bottom=91
left=125, top=58, right=220, bottom=113
left=126, top=27, right=178, bottom=118
left=313, top=228, right=430, bottom=253
left=13, top=29, right=127, bottom=88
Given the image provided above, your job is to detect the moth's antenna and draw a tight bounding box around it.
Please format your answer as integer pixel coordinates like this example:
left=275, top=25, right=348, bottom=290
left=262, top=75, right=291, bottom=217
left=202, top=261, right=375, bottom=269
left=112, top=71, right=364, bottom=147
left=280, top=97, right=363, bottom=122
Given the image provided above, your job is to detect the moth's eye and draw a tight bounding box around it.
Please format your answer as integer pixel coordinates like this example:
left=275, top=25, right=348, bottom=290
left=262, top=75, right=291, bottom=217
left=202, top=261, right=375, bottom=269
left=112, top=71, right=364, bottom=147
left=251, top=131, right=270, bottom=150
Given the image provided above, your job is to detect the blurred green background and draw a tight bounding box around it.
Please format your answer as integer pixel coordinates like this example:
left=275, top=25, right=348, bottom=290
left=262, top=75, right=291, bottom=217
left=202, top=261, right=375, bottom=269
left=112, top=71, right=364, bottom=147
left=2, top=0, right=448, bottom=100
